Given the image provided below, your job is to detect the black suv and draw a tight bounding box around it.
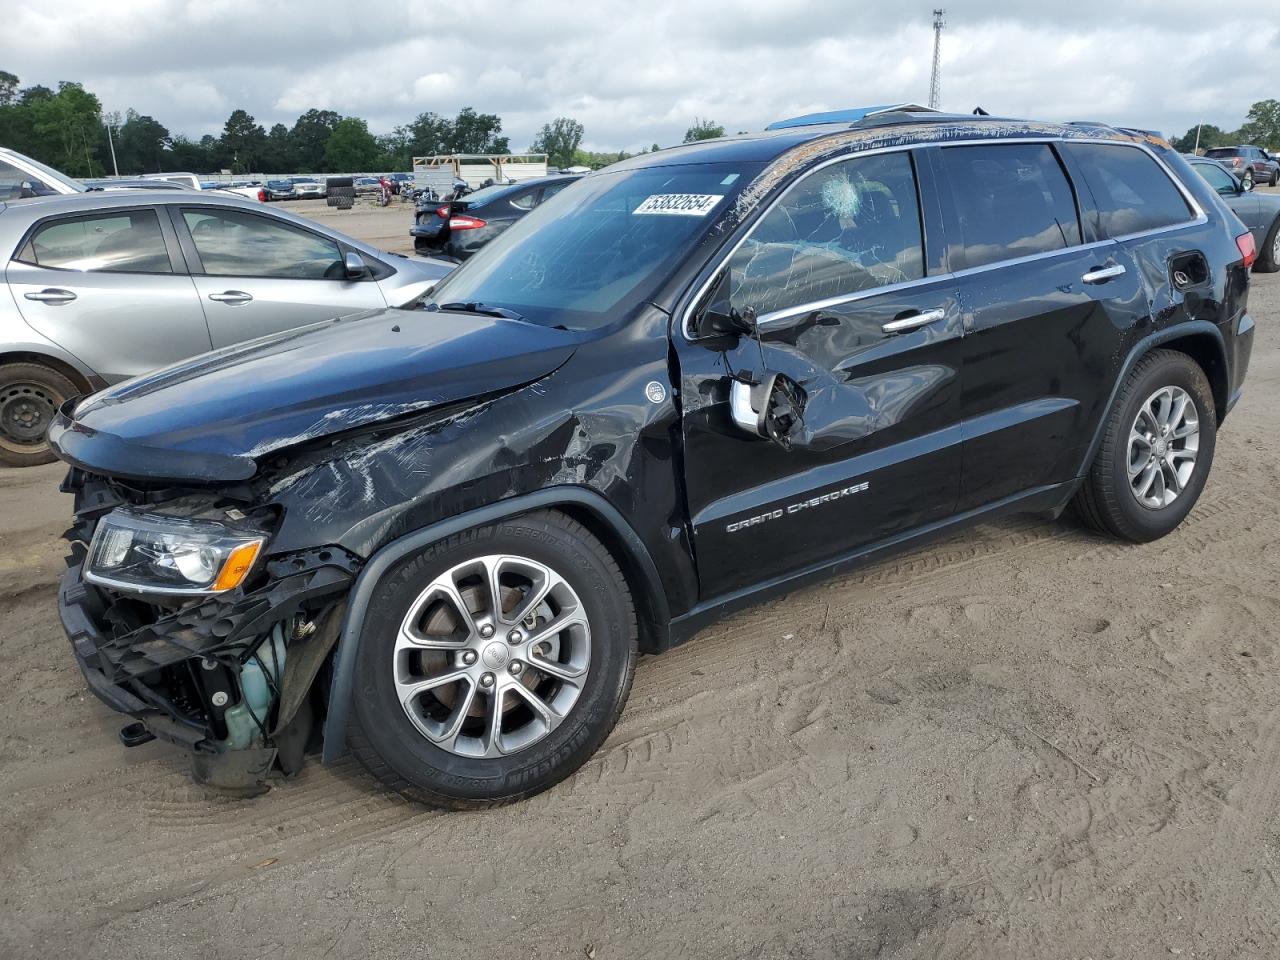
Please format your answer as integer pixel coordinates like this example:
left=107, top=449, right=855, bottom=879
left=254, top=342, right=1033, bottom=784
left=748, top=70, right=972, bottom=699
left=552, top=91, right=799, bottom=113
left=50, top=114, right=1256, bottom=807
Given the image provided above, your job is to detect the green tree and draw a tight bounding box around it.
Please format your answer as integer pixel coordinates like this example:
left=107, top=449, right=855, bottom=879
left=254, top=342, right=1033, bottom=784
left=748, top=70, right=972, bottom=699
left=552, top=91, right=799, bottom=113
left=116, top=109, right=171, bottom=173
left=376, top=125, right=412, bottom=170
left=446, top=107, right=508, bottom=153
left=221, top=109, right=266, bottom=173
left=683, top=117, right=725, bottom=143
left=323, top=117, right=380, bottom=171
left=1238, top=99, right=1280, bottom=150
left=263, top=123, right=293, bottom=172
left=407, top=111, right=450, bottom=156
left=650, top=142, right=660, bottom=153
left=531, top=117, right=584, bottom=169
left=0, top=71, right=18, bottom=108
left=289, top=108, right=342, bottom=171
left=29, top=82, right=103, bottom=176
left=1171, top=123, right=1230, bottom=154
left=169, top=134, right=213, bottom=172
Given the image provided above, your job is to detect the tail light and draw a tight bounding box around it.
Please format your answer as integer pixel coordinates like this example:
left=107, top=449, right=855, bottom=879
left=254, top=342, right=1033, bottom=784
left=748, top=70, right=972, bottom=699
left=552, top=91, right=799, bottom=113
left=257, top=189, right=266, bottom=202
left=435, top=204, right=451, bottom=219
left=1232, top=157, right=1244, bottom=167
left=449, top=216, right=486, bottom=230
left=1237, top=231, right=1257, bottom=268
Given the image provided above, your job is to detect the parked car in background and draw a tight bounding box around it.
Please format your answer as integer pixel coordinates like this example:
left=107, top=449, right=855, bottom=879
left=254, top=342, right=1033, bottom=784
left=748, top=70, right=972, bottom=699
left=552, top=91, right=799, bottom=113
left=46, top=115, right=1255, bottom=804
left=264, top=179, right=295, bottom=201
left=1203, top=146, right=1279, bottom=189
left=82, top=178, right=190, bottom=191
left=140, top=173, right=205, bottom=190
left=1, top=147, right=91, bottom=198
left=410, top=174, right=581, bottom=257
left=388, top=172, right=413, bottom=194
left=211, top=183, right=267, bottom=203
left=136, top=174, right=264, bottom=202
left=0, top=190, right=453, bottom=465
left=1185, top=154, right=1280, bottom=272
left=289, top=176, right=325, bottom=199
left=354, top=177, right=381, bottom=195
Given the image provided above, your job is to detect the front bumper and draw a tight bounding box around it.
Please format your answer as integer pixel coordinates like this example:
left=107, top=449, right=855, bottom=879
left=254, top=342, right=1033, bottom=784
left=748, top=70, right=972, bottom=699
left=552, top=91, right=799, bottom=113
left=58, top=546, right=359, bottom=755
left=60, top=563, right=210, bottom=750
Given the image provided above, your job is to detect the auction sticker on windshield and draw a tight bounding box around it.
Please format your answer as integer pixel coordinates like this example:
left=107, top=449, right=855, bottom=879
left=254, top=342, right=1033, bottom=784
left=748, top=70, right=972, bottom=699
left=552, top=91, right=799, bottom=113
left=633, top=194, right=723, bottom=216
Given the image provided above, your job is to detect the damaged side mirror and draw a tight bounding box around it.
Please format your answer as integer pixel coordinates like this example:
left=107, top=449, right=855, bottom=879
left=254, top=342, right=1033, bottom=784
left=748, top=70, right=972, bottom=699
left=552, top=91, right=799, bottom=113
left=729, top=373, right=806, bottom=449
left=695, top=270, right=758, bottom=338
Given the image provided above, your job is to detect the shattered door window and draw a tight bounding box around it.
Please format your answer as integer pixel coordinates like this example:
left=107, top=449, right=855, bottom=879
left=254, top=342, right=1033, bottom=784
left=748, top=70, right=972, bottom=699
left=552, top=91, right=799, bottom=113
left=728, top=152, right=924, bottom=318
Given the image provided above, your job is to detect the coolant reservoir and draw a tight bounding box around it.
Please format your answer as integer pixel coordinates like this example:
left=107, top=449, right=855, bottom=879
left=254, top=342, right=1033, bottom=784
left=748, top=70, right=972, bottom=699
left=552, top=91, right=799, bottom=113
left=219, top=626, right=288, bottom=751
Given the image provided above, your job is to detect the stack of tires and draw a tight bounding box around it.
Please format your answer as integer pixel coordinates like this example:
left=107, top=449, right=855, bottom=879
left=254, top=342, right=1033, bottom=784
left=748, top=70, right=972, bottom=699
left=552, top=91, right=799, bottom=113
left=326, top=177, right=356, bottom=210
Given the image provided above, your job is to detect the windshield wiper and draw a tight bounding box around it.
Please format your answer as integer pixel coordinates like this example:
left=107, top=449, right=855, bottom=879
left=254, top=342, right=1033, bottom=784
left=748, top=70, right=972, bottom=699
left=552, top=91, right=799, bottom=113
left=435, top=301, right=527, bottom=322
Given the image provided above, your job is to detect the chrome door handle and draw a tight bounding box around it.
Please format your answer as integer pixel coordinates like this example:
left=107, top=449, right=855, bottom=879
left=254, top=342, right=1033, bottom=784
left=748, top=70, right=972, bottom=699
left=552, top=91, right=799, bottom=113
left=1082, top=263, right=1126, bottom=284
left=882, top=308, right=945, bottom=334
left=207, top=290, right=253, bottom=304
left=23, top=288, right=76, bottom=304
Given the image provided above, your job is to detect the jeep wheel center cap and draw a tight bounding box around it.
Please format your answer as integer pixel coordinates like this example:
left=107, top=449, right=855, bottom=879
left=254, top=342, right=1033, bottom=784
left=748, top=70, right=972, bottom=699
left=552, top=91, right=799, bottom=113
left=482, top=642, right=510, bottom=669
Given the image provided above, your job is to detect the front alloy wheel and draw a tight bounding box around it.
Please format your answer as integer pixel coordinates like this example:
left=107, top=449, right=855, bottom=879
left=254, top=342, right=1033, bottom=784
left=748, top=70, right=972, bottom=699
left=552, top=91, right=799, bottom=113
left=393, top=555, right=592, bottom=758
left=350, top=511, right=637, bottom=808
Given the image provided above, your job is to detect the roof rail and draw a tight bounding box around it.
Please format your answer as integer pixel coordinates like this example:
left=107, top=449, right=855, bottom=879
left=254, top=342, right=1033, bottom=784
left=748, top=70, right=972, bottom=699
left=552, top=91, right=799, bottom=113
left=765, top=103, right=936, bottom=130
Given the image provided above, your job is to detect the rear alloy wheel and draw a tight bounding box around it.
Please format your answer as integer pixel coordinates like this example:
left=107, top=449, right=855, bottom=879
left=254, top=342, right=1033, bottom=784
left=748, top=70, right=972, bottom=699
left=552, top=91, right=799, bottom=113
left=1126, top=385, right=1199, bottom=509
left=1073, top=349, right=1216, bottom=542
left=1271, top=169, right=1278, bottom=187
left=349, top=511, right=637, bottom=807
left=1258, top=220, right=1280, bottom=273
left=0, top=362, right=79, bottom=467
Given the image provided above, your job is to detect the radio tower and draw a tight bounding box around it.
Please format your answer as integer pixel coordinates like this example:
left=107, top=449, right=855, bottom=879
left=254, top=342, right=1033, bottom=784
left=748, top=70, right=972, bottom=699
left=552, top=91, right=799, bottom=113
left=928, top=9, right=945, bottom=110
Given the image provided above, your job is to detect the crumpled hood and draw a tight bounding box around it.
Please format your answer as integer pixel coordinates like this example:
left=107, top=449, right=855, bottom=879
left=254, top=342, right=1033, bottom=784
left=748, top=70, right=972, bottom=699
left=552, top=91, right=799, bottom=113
left=49, top=308, right=577, bottom=483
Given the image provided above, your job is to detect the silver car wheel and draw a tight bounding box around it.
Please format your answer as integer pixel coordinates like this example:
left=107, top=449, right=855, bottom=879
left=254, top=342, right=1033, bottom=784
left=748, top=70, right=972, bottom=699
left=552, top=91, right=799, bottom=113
left=0, top=380, right=59, bottom=449
left=1272, top=228, right=1280, bottom=266
left=1127, top=385, right=1200, bottom=509
left=393, top=554, right=591, bottom=758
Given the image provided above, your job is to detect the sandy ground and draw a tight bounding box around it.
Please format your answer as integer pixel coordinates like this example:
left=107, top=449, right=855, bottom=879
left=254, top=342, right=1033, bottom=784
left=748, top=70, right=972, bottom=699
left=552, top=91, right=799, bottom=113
left=287, top=195, right=421, bottom=257
left=2, top=202, right=1279, bottom=959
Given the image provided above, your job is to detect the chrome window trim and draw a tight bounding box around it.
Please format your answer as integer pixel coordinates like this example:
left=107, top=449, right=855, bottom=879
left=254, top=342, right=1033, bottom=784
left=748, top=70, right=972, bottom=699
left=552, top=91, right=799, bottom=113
left=755, top=271, right=956, bottom=329
left=681, top=137, right=1204, bottom=341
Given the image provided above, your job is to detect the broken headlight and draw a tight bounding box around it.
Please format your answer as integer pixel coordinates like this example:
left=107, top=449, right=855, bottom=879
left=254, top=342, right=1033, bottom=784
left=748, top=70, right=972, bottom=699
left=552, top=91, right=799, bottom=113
left=84, top=511, right=266, bottom=595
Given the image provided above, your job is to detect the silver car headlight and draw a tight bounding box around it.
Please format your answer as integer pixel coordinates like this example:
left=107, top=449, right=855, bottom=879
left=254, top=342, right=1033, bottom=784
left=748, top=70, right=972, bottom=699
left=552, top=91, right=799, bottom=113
left=84, top=510, right=266, bottom=595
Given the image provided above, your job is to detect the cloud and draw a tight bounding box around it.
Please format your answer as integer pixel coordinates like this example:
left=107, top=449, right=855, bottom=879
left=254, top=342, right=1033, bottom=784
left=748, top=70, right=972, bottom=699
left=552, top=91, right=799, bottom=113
left=5, top=1, right=1277, bottom=153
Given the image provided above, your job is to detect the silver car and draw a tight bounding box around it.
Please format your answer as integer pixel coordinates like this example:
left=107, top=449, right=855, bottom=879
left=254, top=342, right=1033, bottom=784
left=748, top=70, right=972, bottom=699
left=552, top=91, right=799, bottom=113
left=0, top=190, right=453, bottom=466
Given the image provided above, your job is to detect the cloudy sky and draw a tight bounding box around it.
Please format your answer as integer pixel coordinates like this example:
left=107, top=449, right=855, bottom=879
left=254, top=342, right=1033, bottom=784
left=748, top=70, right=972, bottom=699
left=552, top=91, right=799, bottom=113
left=6, top=1, right=1278, bottom=151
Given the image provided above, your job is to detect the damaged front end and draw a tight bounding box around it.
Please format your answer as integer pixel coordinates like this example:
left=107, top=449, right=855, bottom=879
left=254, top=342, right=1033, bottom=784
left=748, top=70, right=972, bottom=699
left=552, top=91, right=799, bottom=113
left=59, top=468, right=360, bottom=794
left=46, top=306, right=585, bottom=792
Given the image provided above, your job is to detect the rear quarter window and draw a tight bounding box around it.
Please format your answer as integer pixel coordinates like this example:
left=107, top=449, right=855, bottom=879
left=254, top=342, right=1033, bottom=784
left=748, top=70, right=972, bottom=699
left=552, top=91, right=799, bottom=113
left=1064, top=143, right=1194, bottom=239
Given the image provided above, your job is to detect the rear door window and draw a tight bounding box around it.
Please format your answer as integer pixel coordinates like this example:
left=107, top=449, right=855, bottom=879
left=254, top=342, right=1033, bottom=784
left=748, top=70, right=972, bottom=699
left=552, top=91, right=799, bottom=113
left=728, top=151, right=925, bottom=317
left=1191, top=161, right=1240, bottom=197
left=1063, top=143, right=1194, bottom=239
left=938, top=143, right=1081, bottom=270
left=16, top=210, right=173, bottom=273
left=181, top=208, right=343, bottom=279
